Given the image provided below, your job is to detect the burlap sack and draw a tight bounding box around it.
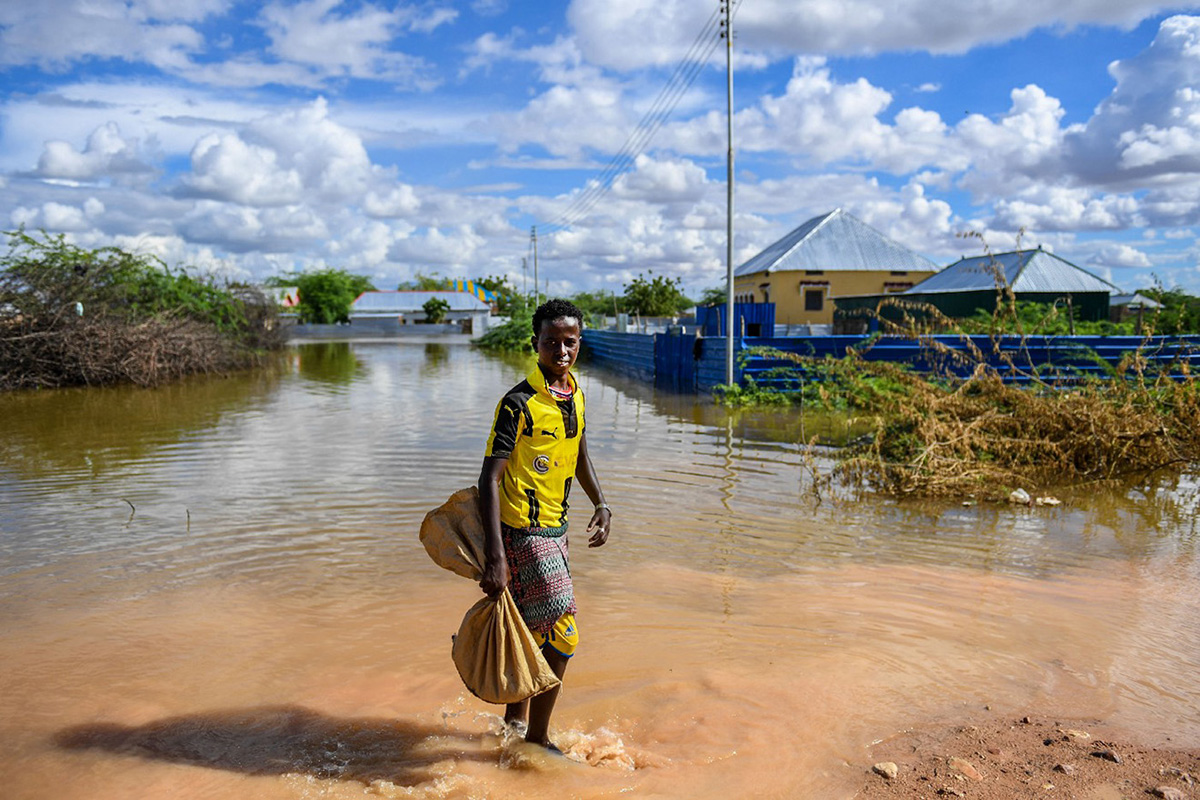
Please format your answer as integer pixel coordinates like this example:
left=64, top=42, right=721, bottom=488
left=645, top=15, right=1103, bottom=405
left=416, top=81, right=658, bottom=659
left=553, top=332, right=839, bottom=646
left=419, top=486, right=488, bottom=580
left=420, top=486, right=561, bottom=704
left=451, top=588, right=562, bottom=704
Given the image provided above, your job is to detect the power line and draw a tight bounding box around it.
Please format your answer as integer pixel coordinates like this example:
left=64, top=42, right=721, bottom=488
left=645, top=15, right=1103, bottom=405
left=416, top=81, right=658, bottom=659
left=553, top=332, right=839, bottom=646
left=545, top=20, right=720, bottom=230
left=539, top=5, right=733, bottom=233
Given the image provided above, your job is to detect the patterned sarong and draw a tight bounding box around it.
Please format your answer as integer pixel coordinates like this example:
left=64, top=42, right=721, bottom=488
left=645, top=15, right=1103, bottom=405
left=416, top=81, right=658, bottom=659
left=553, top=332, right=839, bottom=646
left=501, top=523, right=576, bottom=634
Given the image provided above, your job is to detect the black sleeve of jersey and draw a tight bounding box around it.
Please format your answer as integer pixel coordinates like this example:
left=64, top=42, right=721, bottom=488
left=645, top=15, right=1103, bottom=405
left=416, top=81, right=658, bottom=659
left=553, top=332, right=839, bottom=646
left=488, top=395, right=524, bottom=458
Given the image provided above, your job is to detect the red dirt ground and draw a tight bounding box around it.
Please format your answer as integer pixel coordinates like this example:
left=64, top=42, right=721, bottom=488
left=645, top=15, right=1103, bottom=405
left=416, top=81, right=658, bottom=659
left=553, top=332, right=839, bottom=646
left=853, top=714, right=1199, bottom=800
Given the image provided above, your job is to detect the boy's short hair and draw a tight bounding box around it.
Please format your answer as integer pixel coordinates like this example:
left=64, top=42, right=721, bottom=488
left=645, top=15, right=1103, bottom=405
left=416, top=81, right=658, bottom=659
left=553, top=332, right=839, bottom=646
left=532, top=298, right=584, bottom=335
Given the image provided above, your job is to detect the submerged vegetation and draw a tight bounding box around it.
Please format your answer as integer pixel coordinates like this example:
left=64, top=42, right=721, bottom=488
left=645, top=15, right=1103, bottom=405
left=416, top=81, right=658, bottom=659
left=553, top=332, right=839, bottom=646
left=473, top=294, right=534, bottom=352
left=724, top=346, right=1200, bottom=501
left=0, top=230, right=284, bottom=390
left=717, top=280, right=1200, bottom=501
left=834, top=359, right=1200, bottom=499
left=719, top=352, right=921, bottom=412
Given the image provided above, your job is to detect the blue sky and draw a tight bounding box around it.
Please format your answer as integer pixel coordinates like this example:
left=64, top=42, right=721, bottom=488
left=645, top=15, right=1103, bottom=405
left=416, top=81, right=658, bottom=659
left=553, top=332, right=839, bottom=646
left=3, top=1, right=1200, bottom=298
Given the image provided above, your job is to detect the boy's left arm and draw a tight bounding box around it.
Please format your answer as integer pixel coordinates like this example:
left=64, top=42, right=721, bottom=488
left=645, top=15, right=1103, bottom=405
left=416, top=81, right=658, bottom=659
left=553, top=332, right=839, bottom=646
left=575, top=431, right=611, bottom=547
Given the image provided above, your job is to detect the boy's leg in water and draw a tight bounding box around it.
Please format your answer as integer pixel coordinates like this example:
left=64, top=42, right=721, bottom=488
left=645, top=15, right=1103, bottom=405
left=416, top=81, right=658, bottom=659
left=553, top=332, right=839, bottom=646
left=525, top=645, right=569, bottom=748
left=504, top=699, right=529, bottom=729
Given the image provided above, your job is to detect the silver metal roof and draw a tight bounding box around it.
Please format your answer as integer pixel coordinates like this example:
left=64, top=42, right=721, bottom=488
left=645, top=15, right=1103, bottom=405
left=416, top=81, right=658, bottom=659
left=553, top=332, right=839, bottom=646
left=735, top=208, right=938, bottom=277
left=906, top=249, right=1123, bottom=295
left=351, top=291, right=491, bottom=314
left=1110, top=292, right=1160, bottom=308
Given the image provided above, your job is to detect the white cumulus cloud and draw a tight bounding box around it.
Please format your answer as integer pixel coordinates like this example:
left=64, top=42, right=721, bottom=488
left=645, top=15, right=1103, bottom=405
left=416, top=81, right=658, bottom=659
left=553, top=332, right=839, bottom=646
left=178, top=98, right=373, bottom=206
left=36, top=122, right=154, bottom=181
left=257, top=0, right=440, bottom=86
left=567, top=0, right=1200, bottom=69
left=1065, top=16, right=1200, bottom=189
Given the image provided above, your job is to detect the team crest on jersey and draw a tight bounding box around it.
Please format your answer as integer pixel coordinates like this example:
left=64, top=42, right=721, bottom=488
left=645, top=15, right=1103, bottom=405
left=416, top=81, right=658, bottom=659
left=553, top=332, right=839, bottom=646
left=533, top=454, right=550, bottom=474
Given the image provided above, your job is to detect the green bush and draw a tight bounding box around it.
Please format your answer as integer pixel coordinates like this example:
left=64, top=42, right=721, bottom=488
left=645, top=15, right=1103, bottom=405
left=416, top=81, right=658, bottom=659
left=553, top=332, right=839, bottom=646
left=1, top=229, right=271, bottom=336
left=715, top=350, right=918, bottom=412
left=955, top=301, right=1135, bottom=336
left=622, top=271, right=692, bottom=316
left=269, top=268, right=374, bottom=324
left=474, top=306, right=534, bottom=352
left=423, top=297, right=450, bottom=324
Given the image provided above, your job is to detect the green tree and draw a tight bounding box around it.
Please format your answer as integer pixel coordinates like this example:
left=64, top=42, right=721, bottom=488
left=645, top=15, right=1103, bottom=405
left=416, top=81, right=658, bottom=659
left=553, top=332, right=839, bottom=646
left=1, top=229, right=265, bottom=335
left=423, top=296, right=450, bottom=324
left=398, top=271, right=447, bottom=291
left=698, top=285, right=727, bottom=307
left=472, top=275, right=513, bottom=296
left=472, top=275, right=526, bottom=315
left=1140, top=288, right=1200, bottom=334
left=571, top=289, right=620, bottom=318
left=621, top=271, right=692, bottom=316
left=287, top=268, right=375, bottom=324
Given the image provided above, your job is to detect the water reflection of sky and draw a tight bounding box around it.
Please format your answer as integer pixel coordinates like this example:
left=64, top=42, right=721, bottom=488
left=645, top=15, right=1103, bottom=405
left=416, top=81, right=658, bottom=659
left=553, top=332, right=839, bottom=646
left=1, top=341, right=1197, bottom=590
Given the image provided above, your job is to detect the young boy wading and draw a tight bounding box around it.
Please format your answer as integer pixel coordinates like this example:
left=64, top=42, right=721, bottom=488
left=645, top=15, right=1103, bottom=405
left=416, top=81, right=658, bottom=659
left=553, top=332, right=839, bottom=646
left=478, top=299, right=611, bottom=751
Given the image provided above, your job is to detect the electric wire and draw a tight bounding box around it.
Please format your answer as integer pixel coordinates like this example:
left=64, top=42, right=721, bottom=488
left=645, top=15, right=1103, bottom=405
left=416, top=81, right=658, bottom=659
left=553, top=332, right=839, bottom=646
left=543, top=16, right=719, bottom=231
left=538, top=3, right=738, bottom=233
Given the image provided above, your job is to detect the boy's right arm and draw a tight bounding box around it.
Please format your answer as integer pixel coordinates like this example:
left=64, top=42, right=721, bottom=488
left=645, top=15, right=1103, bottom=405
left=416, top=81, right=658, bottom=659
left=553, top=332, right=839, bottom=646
left=477, top=456, right=509, bottom=597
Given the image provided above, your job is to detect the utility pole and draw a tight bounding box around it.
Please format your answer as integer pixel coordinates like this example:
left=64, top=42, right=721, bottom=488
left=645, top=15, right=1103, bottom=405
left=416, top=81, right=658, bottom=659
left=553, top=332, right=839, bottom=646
left=521, top=257, right=528, bottom=298
left=722, top=0, right=736, bottom=387
left=531, top=226, right=540, bottom=308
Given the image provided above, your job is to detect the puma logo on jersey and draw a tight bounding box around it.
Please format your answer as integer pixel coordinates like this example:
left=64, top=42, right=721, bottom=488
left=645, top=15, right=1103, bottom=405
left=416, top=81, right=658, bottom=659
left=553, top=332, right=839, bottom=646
left=541, top=428, right=558, bottom=439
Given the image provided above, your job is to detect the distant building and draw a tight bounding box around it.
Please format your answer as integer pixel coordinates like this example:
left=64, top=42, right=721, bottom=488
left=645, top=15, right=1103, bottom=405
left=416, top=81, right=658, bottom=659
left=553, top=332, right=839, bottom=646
left=733, top=208, right=939, bottom=326
left=836, top=247, right=1124, bottom=326
left=351, top=290, right=493, bottom=334
left=1108, top=292, right=1160, bottom=324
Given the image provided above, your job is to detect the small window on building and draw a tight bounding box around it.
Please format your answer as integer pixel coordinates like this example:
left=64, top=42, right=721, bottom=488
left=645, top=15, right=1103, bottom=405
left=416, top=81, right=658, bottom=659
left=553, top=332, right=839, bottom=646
left=805, top=270, right=824, bottom=276
left=759, top=283, right=771, bottom=304
left=804, top=289, right=824, bottom=312
left=891, top=270, right=908, bottom=276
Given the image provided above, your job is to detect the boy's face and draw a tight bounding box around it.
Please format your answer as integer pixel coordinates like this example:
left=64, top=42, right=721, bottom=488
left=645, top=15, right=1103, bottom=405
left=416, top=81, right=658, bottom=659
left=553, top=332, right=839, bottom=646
left=532, top=316, right=582, bottom=380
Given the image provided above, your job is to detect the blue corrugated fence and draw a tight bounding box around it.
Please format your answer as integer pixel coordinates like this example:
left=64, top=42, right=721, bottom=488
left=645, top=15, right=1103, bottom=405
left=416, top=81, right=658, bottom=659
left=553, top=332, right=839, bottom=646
left=581, top=330, right=1200, bottom=394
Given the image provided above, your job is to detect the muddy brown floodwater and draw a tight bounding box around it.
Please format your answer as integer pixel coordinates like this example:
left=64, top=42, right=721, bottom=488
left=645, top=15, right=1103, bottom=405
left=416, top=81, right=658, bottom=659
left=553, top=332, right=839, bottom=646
left=1, top=338, right=1198, bottom=799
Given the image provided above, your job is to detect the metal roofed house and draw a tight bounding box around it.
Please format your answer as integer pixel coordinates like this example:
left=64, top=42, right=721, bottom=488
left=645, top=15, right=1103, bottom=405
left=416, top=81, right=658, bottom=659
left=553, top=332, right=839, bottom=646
left=350, top=290, right=493, bottom=334
left=733, top=208, right=939, bottom=326
left=1108, top=292, right=1161, bottom=324
left=880, top=247, right=1124, bottom=322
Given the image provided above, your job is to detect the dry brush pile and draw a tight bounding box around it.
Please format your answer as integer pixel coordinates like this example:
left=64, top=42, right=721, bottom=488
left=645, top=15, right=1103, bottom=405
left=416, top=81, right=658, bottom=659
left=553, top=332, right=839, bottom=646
left=832, top=360, right=1200, bottom=499
left=1, top=230, right=285, bottom=391
left=1, top=315, right=269, bottom=390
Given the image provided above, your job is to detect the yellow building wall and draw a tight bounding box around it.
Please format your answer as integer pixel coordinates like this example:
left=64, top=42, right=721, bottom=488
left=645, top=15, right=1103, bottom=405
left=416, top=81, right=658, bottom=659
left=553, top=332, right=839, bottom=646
left=734, top=269, right=937, bottom=325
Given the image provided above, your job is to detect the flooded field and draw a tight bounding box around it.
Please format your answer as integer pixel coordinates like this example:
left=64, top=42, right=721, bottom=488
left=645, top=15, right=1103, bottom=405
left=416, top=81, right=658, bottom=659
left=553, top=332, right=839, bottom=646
left=1, top=339, right=1198, bottom=799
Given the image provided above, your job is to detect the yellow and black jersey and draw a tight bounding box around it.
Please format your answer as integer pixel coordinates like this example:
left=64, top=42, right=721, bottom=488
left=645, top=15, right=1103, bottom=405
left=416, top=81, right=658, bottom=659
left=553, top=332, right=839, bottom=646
left=484, top=364, right=585, bottom=530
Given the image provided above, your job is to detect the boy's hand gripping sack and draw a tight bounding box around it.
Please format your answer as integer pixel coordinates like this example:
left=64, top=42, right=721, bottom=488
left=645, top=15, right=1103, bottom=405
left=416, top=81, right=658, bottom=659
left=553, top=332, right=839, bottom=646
left=419, top=486, right=561, bottom=704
